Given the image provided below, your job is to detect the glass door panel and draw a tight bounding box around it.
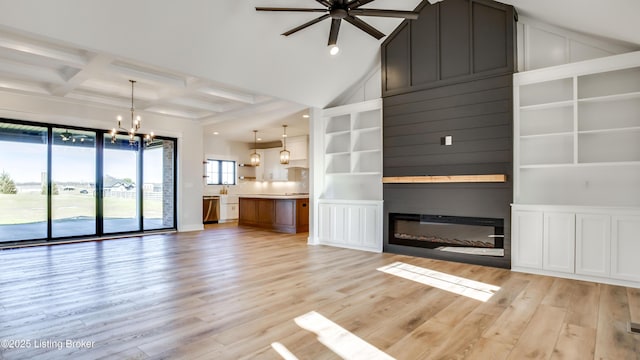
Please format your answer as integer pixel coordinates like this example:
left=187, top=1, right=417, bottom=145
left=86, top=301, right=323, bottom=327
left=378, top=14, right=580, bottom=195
left=103, top=134, right=140, bottom=233
left=143, top=139, right=175, bottom=230
left=51, top=128, right=97, bottom=238
left=0, top=122, right=48, bottom=242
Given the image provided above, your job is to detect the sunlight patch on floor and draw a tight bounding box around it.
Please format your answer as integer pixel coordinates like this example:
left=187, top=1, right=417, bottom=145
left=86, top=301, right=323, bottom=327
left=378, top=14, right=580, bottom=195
left=271, top=342, right=299, bottom=360
left=294, top=311, right=396, bottom=360
left=377, top=261, right=500, bottom=302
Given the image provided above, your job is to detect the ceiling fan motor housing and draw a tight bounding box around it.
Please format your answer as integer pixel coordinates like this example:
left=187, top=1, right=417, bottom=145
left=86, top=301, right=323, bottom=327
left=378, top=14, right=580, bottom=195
left=330, top=8, right=348, bottom=19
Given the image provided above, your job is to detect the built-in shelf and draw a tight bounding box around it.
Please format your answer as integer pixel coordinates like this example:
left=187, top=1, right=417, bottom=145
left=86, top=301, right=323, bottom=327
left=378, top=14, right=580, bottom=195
left=519, top=100, right=574, bottom=111
left=578, top=126, right=640, bottom=135
left=520, top=131, right=574, bottom=139
left=578, top=91, right=640, bottom=103
left=325, top=151, right=351, bottom=156
left=521, top=161, right=640, bottom=169
left=321, top=99, right=383, bottom=201
left=514, top=51, right=640, bottom=207
left=512, top=52, right=640, bottom=289
left=382, top=174, right=507, bottom=184
left=325, top=129, right=351, bottom=136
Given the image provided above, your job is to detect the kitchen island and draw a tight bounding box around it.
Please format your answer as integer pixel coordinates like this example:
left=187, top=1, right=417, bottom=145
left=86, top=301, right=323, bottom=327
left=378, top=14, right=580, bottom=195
left=238, top=195, right=309, bottom=234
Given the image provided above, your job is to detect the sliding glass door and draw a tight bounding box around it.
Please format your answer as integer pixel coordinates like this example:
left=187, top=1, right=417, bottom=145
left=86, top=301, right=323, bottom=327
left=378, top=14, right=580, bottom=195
left=51, top=128, right=97, bottom=238
left=103, top=134, right=141, bottom=234
left=0, top=123, right=48, bottom=242
left=0, top=119, right=177, bottom=244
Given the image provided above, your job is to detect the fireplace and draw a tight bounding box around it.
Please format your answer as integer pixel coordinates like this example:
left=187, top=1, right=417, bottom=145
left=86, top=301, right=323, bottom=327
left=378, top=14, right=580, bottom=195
left=389, top=213, right=505, bottom=257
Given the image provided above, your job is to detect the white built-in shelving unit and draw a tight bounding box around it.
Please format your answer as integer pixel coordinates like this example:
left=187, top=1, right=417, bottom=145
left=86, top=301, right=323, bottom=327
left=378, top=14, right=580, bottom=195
left=512, top=51, right=640, bottom=287
left=322, top=99, right=383, bottom=201
left=316, top=99, right=383, bottom=252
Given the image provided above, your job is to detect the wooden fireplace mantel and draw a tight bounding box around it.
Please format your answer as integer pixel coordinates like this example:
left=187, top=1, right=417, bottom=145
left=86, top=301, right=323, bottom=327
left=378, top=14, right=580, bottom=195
left=382, top=174, right=507, bottom=184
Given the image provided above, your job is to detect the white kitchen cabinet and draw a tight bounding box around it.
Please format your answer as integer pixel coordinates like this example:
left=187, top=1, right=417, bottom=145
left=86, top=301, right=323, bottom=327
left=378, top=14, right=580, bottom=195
left=575, top=213, right=610, bottom=278
left=511, top=210, right=543, bottom=269
left=611, top=215, right=640, bottom=282
left=260, top=148, right=287, bottom=181
left=219, top=195, right=239, bottom=221
left=543, top=212, right=575, bottom=273
left=287, top=136, right=308, bottom=161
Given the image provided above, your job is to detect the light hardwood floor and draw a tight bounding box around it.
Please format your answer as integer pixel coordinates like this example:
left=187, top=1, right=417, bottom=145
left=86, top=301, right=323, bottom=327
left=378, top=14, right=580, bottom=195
left=0, top=223, right=638, bottom=359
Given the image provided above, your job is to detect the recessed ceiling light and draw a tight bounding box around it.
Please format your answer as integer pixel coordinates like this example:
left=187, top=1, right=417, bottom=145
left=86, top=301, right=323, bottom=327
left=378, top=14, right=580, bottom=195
left=302, top=114, right=310, bottom=118
left=257, top=137, right=262, bottom=141
left=329, top=45, right=340, bottom=56
left=213, top=131, right=219, bottom=135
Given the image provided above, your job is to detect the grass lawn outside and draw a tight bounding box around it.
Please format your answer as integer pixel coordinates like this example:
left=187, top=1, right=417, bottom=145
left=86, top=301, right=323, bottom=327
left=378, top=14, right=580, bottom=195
left=0, top=193, right=163, bottom=224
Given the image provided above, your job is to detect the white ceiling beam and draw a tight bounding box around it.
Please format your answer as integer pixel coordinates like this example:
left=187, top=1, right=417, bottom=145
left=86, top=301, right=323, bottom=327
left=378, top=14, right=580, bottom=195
left=50, top=54, right=114, bottom=97
left=65, top=91, right=130, bottom=108
left=165, top=97, right=225, bottom=113
left=109, top=61, right=186, bottom=88
left=198, top=86, right=256, bottom=104
left=145, top=106, right=211, bottom=119
left=0, top=34, right=88, bottom=67
left=0, top=58, right=67, bottom=85
left=0, top=79, right=50, bottom=95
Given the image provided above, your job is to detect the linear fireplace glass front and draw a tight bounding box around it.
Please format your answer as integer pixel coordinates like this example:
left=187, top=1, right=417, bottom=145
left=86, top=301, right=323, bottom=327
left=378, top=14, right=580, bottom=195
left=390, top=214, right=504, bottom=257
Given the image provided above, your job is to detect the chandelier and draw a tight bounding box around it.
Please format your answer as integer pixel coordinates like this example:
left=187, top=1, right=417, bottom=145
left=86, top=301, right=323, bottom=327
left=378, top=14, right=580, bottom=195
left=110, top=80, right=154, bottom=146
left=60, top=129, right=84, bottom=143
left=250, top=130, right=261, bottom=166
left=280, top=124, right=290, bottom=165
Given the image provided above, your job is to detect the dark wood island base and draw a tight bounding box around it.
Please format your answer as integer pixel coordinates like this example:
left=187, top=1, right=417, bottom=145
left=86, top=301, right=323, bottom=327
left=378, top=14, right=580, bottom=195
left=238, top=196, right=309, bottom=233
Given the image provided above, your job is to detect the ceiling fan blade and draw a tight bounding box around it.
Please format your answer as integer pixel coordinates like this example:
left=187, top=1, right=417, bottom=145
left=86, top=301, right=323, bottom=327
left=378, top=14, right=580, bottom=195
left=346, top=0, right=376, bottom=9
left=316, top=0, right=333, bottom=7
left=344, top=15, right=385, bottom=39
left=328, top=19, right=341, bottom=46
left=349, top=9, right=420, bottom=19
left=282, top=14, right=331, bottom=36
left=256, top=7, right=327, bottom=13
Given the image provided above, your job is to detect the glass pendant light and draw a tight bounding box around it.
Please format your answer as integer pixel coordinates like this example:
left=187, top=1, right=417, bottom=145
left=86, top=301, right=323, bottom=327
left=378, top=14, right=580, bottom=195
left=279, top=125, right=290, bottom=165
left=250, top=130, right=261, bottom=166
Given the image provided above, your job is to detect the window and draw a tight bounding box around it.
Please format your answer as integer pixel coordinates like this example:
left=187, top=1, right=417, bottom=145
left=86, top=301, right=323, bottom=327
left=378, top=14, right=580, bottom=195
left=0, top=119, right=177, bottom=245
left=206, top=159, right=236, bottom=185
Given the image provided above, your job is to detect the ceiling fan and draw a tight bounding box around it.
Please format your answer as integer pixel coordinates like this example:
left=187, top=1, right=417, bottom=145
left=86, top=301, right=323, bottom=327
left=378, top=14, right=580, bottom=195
left=256, top=0, right=422, bottom=53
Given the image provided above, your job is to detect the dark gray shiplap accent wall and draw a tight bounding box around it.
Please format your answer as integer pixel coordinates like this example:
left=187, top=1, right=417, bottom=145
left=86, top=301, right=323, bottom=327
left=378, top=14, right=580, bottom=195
left=384, top=74, right=512, bottom=177
left=380, top=0, right=516, bottom=268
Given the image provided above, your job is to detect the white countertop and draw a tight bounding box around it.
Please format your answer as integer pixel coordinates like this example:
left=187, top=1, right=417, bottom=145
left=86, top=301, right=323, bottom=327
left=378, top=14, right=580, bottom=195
left=239, top=194, right=309, bottom=199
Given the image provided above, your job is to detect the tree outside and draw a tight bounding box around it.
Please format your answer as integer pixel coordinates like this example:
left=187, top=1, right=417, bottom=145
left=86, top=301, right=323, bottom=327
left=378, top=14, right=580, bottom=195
left=0, top=171, right=18, bottom=194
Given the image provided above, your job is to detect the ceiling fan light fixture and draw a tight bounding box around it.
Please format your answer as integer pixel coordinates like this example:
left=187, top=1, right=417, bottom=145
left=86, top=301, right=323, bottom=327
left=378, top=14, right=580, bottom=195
left=329, top=45, right=340, bottom=55
left=257, top=0, right=419, bottom=49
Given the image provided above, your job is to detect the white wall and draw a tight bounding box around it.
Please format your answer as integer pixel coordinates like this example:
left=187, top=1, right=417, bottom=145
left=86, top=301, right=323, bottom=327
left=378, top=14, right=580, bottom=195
left=517, top=16, right=638, bottom=72
left=329, top=59, right=382, bottom=107
left=0, top=90, right=204, bottom=232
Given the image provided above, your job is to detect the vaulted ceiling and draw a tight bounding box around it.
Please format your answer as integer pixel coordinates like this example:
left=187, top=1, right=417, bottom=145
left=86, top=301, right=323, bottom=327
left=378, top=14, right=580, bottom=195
left=0, top=0, right=638, bottom=142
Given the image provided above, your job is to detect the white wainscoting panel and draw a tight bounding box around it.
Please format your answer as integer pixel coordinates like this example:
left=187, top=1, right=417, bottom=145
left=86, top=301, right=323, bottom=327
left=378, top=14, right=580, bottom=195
left=317, top=200, right=383, bottom=253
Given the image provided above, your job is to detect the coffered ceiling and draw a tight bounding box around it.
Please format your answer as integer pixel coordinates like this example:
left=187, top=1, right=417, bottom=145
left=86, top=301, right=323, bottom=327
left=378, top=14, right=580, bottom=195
left=0, top=26, right=304, bottom=133
left=0, top=0, right=638, bottom=142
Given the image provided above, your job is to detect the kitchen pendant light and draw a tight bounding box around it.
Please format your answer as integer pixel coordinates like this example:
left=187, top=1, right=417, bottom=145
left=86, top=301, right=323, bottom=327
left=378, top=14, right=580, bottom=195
left=250, top=130, right=261, bottom=166
left=280, top=124, right=290, bottom=165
